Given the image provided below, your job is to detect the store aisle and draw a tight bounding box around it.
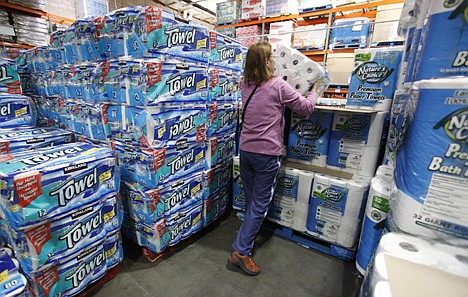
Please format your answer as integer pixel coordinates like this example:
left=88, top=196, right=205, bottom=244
left=91, top=213, right=361, bottom=297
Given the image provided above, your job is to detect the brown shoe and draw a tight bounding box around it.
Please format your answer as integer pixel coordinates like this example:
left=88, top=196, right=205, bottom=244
left=227, top=251, right=260, bottom=276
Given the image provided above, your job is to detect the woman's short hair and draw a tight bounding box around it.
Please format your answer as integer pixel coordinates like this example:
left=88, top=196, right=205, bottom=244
left=243, top=42, right=274, bottom=86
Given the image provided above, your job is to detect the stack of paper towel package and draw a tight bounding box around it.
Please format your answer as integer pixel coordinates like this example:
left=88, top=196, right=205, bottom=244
left=358, top=1, right=468, bottom=294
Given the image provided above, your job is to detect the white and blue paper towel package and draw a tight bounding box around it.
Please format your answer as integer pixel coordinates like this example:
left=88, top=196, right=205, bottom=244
left=346, top=47, right=403, bottom=111
left=330, top=17, right=370, bottom=48
left=0, top=58, right=22, bottom=95
left=306, top=174, right=370, bottom=248
left=208, top=67, right=241, bottom=103
left=129, top=6, right=210, bottom=64
left=208, top=31, right=244, bottom=71
left=203, top=186, right=229, bottom=227
left=203, top=160, right=232, bottom=199
left=0, top=127, right=73, bottom=154
left=356, top=174, right=392, bottom=275
left=414, top=0, right=468, bottom=80
left=206, top=133, right=235, bottom=169
left=392, top=77, right=468, bottom=243
left=0, top=94, right=36, bottom=129
left=287, top=110, right=333, bottom=167
left=207, top=102, right=238, bottom=137
left=327, top=111, right=388, bottom=177
left=232, top=156, right=245, bottom=211
left=0, top=248, right=29, bottom=297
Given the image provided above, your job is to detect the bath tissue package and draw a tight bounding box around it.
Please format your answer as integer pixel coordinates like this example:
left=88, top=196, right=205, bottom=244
left=66, top=101, right=112, bottom=141
left=0, top=95, right=36, bottom=129
left=327, top=111, right=387, bottom=177
left=102, top=58, right=209, bottom=105
left=129, top=6, right=210, bottom=64
left=62, top=19, right=101, bottom=64
left=393, top=78, right=468, bottom=241
left=347, top=47, right=403, bottom=111
left=356, top=175, right=391, bottom=275
left=208, top=68, right=241, bottom=103
left=287, top=110, right=333, bottom=167
left=209, top=31, right=245, bottom=71
left=115, top=141, right=206, bottom=189
left=0, top=143, right=118, bottom=230
left=67, top=63, right=100, bottom=102
left=361, top=232, right=468, bottom=297
left=206, top=133, right=235, bottom=169
left=207, top=103, right=238, bottom=137
left=414, top=1, right=468, bottom=80
left=232, top=156, right=245, bottom=211
left=0, top=127, right=73, bottom=154
left=0, top=58, right=21, bottom=95
left=306, top=174, right=370, bottom=248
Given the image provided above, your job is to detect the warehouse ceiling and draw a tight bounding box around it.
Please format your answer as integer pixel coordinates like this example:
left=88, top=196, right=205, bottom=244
left=153, top=0, right=217, bottom=26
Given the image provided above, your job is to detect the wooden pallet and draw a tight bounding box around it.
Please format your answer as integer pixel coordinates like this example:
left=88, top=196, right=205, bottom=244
left=123, top=209, right=233, bottom=263
left=299, top=4, right=333, bottom=14
left=75, top=264, right=121, bottom=297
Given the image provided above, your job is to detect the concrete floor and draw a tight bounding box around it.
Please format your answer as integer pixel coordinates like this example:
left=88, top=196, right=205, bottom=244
left=91, top=213, right=362, bottom=297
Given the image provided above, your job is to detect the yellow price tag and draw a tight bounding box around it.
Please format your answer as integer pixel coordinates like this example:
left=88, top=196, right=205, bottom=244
left=196, top=78, right=207, bottom=91
left=158, top=124, right=166, bottom=139
left=0, top=181, right=5, bottom=190
left=191, top=183, right=200, bottom=196
left=0, top=270, right=9, bottom=283
left=9, top=205, right=19, bottom=212
left=82, top=147, right=99, bottom=156
left=140, top=155, right=145, bottom=161
left=15, top=107, right=27, bottom=117
left=104, top=209, right=115, bottom=222
left=193, top=213, right=201, bottom=225
left=197, top=38, right=207, bottom=49
left=99, top=169, right=112, bottom=183
left=105, top=243, right=117, bottom=258
left=235, top=53, right=242, bottom=62
left=195, top=151, right=203, bottom=163
left=132, top=65, right=139, bottom=73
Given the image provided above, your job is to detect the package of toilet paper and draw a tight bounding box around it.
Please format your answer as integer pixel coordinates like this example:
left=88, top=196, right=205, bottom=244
left=347, top=47, right=403, bottom=111
left=287, top=110, right=333, bottom=167
left=0, top=128, right=73, bottom=154
left=414, top=1, right=468, bottom=80
left=68, top=63, right=101, bottom=103
left=306, top=174, right=370, bottom=248
left=28, top=238, right=107, bottom=297
left=166, top=201, right=203, bottom=246
left=207, top=103, right=238, bottom=137
left=12, top=198, right=108, bottom=274
left=65, top=101, right=112, bottom=141
left=0, top=143, right=118, bottom=230
left=203, top=160, right=232, bottom=200
left=356, top=175, right=391, bottom=275
left=383, top=88, right=410, bottom=165
left=116, top=141, right=206, bottom=188
left=206, top=133, right=235, bottom=169
left=327, top=111, right=387, bottom=177
left=232, top=156, right=245, bottom=211
left=393, top=78, right=468, bottom=241
left=129, top=6, right=210, bottom=64
left=0, top=248, right=29, bottom=297
left=62, top=20, right=100, bottom=64
left=48, top=65, right=70, bottom=99
left=0, top=94, right=36, bottom=129
left=0, top=58, right=21, bottom=95
left=208, top=68, right=241, bottom=103
left=208, top=31, right=244, bottom=71
left=203, top=186, right=229, bottom=227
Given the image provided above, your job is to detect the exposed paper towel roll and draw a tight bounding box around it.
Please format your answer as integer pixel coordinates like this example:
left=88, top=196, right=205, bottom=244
left=280, top=69, right=297, bottom=85
left=393, top=78, right=468, bottom=242
left=287, top=110, right=333, bottom=167
left=397, top=0, right=417, bottom=36
left=299, top=60, right=324, bottom=83
left=286, top=53, right=307, bottom=69
left=356, top=176, right=391, bottom=275
left=292, top=203, right=309, bottom=232
left=290, top=77, right=310, bottom=96
left=275, top=45, right=292, bottom=64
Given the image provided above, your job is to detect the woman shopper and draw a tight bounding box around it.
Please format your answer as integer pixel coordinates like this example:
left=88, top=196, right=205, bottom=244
left=228, top=42, right=320, bottom=276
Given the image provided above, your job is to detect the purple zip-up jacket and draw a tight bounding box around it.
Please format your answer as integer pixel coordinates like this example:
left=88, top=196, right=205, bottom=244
left=240, top=77, right=318, bottom=156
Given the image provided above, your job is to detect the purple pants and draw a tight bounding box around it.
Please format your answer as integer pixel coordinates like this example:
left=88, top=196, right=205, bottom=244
left=232, top=150, right=282, bottom=256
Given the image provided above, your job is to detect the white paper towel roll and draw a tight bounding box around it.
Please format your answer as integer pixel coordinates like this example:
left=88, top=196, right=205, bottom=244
left=290, top=77, right=310, bottom=96
left=298, top=60, right=324, bottom=84
left=297, top=169, right=314, bottom=205
left=292, top=202, right=309, bottom=232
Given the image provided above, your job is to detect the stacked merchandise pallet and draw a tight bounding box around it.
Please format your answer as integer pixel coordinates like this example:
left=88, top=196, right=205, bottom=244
left=17, top=6, right=246, bottom=259
left=357, top=1, right=468, bottom=295
left=0, top=55, right=124, bottom=297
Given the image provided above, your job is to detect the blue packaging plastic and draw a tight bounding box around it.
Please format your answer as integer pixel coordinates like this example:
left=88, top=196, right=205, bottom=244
left=208, top=31, right=244, bottom=71
left=0, top=58, right=21, bottom=95
left=0, top=127, right=73, bottom=154
left=206, top=133, right=235, bottom=169
left=207, top=102, right=237, bottom=137
left=208, top=67, right=241, bottom=103
left=0, top=94, right=36, bottom=129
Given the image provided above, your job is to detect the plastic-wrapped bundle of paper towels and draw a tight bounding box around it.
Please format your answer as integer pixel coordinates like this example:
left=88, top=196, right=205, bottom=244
left=306, top=174, right=370, bottom=248
left=360, top=233, right=468, bottom=297
left=390, top=78, right=468, bottom=245
left=274, top=46, right=330, bottom=97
